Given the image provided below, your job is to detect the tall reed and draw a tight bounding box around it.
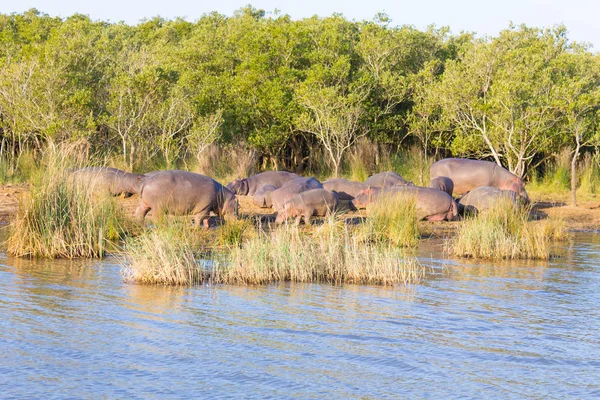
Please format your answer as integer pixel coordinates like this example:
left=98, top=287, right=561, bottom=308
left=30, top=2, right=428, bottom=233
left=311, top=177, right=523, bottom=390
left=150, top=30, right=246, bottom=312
left=121, top=216, right=424, bottom=286
left=451, top=197, right=566, bottom=260
left=6, top=144, right=128, bottom=258
left=121, top=224, right=205, bottom=285
left=212, top=218, right=424, bottom=285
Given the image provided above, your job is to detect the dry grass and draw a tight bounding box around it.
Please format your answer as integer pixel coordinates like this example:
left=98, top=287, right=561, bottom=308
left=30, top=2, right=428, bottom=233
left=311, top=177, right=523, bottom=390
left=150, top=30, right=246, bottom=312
left=121, top=216, right=424, bottom=286
left=121, top=224, right=205, bottom=285
left=212, top=217, right=424, bottom=286
left=450, top=198, right=567, bottom=260
left=6, top=144, right=129, bottom=258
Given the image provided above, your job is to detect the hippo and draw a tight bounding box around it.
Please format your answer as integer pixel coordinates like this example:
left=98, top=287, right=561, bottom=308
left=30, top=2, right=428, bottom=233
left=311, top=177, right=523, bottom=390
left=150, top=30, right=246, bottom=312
left=430, top=158, right=529, bottom=201
left=352, top=185, right=458, bottom=221
left=458, top=186, right=521, bottom=215
left=73, top=167, right=144, bottom=197
left=364, top=171, right=409, bottom=188
left=275, top=189, right=339, bottom=225
left=135, top=170, right=238, bottom=228
left=322, top=178, right=367, bottom=200
left=226, top=171, right=299, bottom=196
left=271, top=177, right=323, bottom=212
left=252, top=184, right=278, bottom=208
left=428, top=176, right=454, bottom=197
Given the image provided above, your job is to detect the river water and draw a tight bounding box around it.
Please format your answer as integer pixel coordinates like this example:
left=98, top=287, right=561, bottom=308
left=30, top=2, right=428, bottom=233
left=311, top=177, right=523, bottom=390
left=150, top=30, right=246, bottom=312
left=1, top=233, right=599, bottom=399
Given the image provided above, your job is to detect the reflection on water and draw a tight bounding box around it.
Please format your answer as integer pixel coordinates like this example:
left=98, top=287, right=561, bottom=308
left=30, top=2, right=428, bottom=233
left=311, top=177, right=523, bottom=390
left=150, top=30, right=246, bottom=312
left=1, top=234, right=600, bottom=398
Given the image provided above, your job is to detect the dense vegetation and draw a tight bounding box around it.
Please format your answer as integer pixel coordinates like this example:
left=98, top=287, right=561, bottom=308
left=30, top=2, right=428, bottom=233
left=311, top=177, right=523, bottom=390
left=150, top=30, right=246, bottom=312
left=0, top=8, right=598, bottom=201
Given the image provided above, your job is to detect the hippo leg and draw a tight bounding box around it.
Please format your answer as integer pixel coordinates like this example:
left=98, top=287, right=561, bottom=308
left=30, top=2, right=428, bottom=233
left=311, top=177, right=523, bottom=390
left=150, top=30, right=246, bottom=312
left=134, top=203, right=151, bottom=222
left=303, top=212, right=312, bottom=225
left=192, top=212, right=210, bottom=229
left=294, top=215, right=302, bottom=225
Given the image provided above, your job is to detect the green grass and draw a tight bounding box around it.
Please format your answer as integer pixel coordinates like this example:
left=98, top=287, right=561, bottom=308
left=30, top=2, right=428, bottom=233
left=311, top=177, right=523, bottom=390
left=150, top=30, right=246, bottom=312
left=359, top=194, right=420, bottom=248
left=450, top=197, right=566, bottom=260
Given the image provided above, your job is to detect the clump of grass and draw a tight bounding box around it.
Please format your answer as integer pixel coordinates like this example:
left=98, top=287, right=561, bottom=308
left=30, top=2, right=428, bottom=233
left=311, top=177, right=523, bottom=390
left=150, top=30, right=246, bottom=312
left=121, top=225, right=205, bottom=285
left=578, top=152, right=600, bottom=196
left=120, top=216, right=424, bottom=286
left=529, top=148, right=571, bottom=194
left=7, top=145, right=129, bottom=258
left=385, top=146, right=432, bottom=186
left=215, top=218, right=255, bottom=247
left=450, top=197, right=566, bottom=260
left=360, top=194, right=419, bottom=247
left=212, top=218, right=423, bottom=285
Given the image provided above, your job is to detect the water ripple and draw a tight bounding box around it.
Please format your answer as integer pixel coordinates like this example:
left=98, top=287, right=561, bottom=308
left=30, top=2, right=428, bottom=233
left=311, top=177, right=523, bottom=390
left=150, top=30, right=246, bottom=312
left=1, top=233, right=600, bottom=398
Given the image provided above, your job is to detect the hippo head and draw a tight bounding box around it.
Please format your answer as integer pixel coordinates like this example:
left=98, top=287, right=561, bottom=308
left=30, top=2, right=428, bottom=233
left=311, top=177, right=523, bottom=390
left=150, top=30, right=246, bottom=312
left=275, top=202, right=295, bottom=224
left=352, top=187, right=374, bottom=210
left=226, top=178, right=249, bottom=196
left=508, top=177, right=529, bottom=204
left=222, top=197, right=239, bottom=220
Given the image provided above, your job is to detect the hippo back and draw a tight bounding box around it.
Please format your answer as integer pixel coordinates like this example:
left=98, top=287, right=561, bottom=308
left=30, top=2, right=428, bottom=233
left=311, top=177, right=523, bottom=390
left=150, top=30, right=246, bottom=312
left=364, top=171, right=408, bottom=188
left=458, top=186, right=519, bottom=214
left=252, top=184, right=278, bottom=208
left=322, top=178, right=367, bottom=200
left=428, top=176, right=454, bottom=197
left=271, top=177, right=323, bottom=212
left=140, top=170, right=234, bottom=216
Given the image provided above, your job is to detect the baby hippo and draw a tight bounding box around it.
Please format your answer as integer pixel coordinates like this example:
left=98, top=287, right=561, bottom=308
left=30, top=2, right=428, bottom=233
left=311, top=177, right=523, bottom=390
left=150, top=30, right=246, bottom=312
left=252, top=184, right=277, bottom=208
left=275, top=189, right=339, bottom=225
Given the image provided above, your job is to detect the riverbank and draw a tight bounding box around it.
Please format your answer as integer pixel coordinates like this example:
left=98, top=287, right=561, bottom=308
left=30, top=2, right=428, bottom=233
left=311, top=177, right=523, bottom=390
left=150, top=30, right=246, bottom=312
left=0, top=184, right=600, bottom=231
left=1, top=184, right=599, bottom=232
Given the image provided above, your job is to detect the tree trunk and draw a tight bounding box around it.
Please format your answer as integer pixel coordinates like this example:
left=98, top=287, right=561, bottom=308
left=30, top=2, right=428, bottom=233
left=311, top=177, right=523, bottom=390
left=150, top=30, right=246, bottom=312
left=571, top=136, right=581, bottom=207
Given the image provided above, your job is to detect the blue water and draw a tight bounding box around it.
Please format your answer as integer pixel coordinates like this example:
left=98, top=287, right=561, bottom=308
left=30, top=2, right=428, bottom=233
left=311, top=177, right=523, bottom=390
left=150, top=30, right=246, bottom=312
left=1, top=234, right=599, bottom=399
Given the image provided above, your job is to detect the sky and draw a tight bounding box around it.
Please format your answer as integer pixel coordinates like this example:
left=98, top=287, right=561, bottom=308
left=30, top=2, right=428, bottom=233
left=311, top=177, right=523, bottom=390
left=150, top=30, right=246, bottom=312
left=2, top=0, right=598, bottom=50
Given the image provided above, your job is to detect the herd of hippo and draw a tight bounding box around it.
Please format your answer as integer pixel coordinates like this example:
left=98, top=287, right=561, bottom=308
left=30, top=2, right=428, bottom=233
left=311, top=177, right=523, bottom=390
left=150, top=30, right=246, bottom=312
left=73, top=158, right=529, bottom=227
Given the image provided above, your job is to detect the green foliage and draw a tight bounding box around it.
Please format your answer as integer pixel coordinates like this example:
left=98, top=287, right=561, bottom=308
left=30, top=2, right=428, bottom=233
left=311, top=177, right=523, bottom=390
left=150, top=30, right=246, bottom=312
left=0, top=10, right=598, bottom=179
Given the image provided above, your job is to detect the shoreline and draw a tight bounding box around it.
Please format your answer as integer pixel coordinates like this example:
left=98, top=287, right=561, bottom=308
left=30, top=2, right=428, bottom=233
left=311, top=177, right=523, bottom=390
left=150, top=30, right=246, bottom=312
left=1, top=184, right=599, bottom=233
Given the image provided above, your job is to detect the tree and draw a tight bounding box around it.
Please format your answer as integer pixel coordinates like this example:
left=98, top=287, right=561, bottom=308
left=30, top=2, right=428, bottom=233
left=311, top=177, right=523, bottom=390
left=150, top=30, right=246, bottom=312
left=554, top=51, right=600, bottom=205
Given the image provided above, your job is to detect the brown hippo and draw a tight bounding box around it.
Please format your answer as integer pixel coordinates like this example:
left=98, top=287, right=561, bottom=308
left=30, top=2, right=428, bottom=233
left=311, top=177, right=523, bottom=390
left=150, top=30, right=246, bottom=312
left=252, top=184, right=278, bottom=208
left=322, top=178, right=367, bottom=200
left=271, top=177, right=323, bottom=212
left=458, top=186, right=521, bottom=215
left=73, top=167, right=144, bottom=198
left=428, top=176, right=454, bottom=197
left=352, top=186, right=458, bottom=221
left=275, top=189, right=339, bottom=225
left=226, top=171, right=299, bottom=196
left=364, top=171, right=409, bottom=188
left=430, top=158, right=529, bottom=201
left=135, top=170, right=238, bottom=228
